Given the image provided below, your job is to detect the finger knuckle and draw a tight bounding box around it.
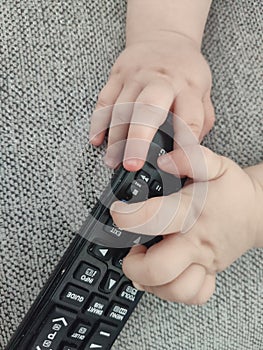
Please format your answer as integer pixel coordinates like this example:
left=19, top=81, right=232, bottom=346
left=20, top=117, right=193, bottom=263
left=144, top=257, right=162, bottom=285
left=97, top=90, right=113, bottom=109
left=135, top=102, right=167, bottom=123
left=188, top=122, right=202, bottom=137
left=112, top=106, right=128, bottom=124
left=207, top=113, right=216, bottom=127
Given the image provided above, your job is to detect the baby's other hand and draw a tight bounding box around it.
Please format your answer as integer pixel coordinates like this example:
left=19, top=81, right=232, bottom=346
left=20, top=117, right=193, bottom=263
left=90, top=34, right=215, bottom=171
left=110, top=146, right=261, bottom=304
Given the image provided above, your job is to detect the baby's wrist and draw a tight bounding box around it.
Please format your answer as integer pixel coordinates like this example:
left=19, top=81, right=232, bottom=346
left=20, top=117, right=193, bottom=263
left=244, top=164, right=263, bottom=248
left=126, top=28, right=201, bottom=50
left=125, top=0, right=212, bottom=49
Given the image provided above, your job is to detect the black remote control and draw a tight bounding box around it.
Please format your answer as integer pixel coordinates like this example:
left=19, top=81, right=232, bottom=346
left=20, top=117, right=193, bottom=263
left=5, top=116, right=184, bottom=350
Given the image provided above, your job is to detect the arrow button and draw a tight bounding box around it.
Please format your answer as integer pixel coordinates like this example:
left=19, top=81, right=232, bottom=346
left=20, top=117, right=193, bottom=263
left=52, top=317, right=68, bottom=327
left=99, top=248, right=108, bottom=257
left=136, top=170, right=151, bottom=184
left=133, top=236, right=141, bottom=245
left=31, top=307, right=75, bottom=350
left=89, top=245, right=112, bottom=261
left=100, top=270, right=121, bottom=293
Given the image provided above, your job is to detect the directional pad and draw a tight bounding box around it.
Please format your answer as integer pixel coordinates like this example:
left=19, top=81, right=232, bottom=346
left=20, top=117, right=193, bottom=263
left=89, top=245, right=112, bottom=261
left=99, top=270, right=121, bottom=293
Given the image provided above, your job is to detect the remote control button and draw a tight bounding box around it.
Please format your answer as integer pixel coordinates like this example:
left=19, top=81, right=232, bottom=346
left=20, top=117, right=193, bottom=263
left=86, top=294, right=108, bottom=317
left=150, top=180, right=163, bottom=195
left=126, top=179, right=149, bottom=201
left=117, top=282, right=140, bottom=303
left=61, top=345, right=77, bottom=350
left=30, top=307, right=75, bottom=350
left=112, top=256, right=123, bottom=269
left=99, top=270, right=121, bottom=293
left=84, top=342, right=108, bottom=349
left=146, top=142, right=167, bottom=165
left=103, top=219, right=123, bottom=238
left=84, top=323, right=117, bottom=350
left=69, top=322, right=91, bottom=343
left=112, top=249, right=129, bottom=269
left=89, top=245, right=112, bottom=261
left=136, top=170, right=151, bottom=183
left=74, top=263, right=100, bottom=286
left=107, top=302, right=129, bottom=323
left=61, top=285, right=89, bottom=309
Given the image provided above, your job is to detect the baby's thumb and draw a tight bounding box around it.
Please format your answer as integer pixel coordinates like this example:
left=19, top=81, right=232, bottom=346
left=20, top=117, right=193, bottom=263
left=157, top=145, right=227, bottom=182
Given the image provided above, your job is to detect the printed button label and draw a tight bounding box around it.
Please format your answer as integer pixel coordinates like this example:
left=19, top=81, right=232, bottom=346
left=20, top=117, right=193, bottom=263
left=61, top=284, right=89, bottom=308
left=74, top=263, right=100, bottom=286
left=86, top=295, right=107, bottom=317
left=107, top=303, right=129, bottom=322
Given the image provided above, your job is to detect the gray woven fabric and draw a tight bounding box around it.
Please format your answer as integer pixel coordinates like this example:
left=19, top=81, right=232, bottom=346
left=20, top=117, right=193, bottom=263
left=0, top=0, right=262, bottom=349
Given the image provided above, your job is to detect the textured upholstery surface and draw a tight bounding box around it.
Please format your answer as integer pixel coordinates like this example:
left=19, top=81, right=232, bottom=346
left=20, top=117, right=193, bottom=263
left=0, top=0, right=262, bottom=349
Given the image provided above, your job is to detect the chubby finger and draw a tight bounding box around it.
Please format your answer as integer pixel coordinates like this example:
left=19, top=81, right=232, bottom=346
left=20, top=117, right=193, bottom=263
left=200, top=91, right=215, bottom=140
left=174, top=89, right=205, bottom=144
left=123, top=79, right=174, bottom=171
left=122, top=235, right=199, bottom=286
left=111, top=192, right=187, bottom=235
left=89, top=75, right=123, bottom=145
left=136, top=264, right=207, bottom=304
left=189, top=273, right=216, bottom=305
left=105, top=83, right=143, bottom=167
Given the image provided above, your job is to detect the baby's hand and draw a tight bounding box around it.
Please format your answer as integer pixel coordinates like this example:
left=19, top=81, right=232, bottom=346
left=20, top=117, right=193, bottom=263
left=90, top=34, right=215, bottom=171
left=110, top=146, right=262, bottom=304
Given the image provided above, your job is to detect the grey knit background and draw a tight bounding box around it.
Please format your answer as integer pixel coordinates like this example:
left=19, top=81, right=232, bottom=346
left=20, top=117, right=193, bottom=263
left=0, top=0, right=262, bottom=349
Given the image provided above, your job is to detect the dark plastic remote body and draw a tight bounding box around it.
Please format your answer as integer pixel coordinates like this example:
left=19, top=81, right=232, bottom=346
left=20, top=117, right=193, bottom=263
left=5, top=118, right=184, bottom=350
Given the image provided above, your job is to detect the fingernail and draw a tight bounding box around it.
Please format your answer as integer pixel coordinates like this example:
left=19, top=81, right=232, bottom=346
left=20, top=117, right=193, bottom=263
left=132, top=281, right=145, bottom=291
left=124, top=158, right=144, bottom=171
left=89, top=134, right=100, bottom=145
left=124, top=159, right=139, bottom=167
